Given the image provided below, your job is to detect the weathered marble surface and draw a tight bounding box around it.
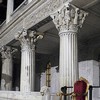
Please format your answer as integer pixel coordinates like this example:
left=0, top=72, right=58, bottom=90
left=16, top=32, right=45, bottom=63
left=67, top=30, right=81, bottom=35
left=0, top=0, right=62, bottom=45
left=0, top=91, right=42, bottom=100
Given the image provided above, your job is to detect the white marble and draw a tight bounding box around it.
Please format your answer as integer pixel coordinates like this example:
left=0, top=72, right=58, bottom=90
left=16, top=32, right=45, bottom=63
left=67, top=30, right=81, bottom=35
left=0, top=91, right=42, bottom=100
left=41, top=73, right=46, bottom=87
left=0, top=46, right=13, bottom=90
left=28, top=0, right=32, bottom=3
left=51, top=3, right=88, bottom=90
left=15, top=29, right=43, bottom=92
left=40, top=86, right=51, bottom=100
left=79, top=60, right=100, bottom=99
left=6, top=0, right=14, bottom=23
left=50, top=67, right=59, bottom=93
left=79, top=60, right=99, bottom=85
left=41, top=66, right=59, bottom=94
left=15, top=29, right=35, bottom=92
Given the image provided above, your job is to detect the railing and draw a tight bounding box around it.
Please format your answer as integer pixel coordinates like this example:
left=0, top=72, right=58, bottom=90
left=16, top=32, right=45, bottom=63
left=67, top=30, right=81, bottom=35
left=89, top=85, right=100, bottom=100
left=60, top=86, right=100, bottom=100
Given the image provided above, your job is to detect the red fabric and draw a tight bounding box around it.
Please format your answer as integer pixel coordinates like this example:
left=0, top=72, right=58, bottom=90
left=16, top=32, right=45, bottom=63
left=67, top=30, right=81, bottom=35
left=74, top=80, right=87, bottom=100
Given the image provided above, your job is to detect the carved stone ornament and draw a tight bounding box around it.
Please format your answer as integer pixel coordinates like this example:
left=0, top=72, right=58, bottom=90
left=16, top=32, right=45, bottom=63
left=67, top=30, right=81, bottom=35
left=15, top=28, right=44, bottom=50
left=51, top=3, right=88, bottom=32
left=0, top=46, right=17, bottom=59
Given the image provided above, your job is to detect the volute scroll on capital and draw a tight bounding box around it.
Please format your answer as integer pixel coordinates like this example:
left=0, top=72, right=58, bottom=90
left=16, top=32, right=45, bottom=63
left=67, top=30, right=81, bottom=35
left=50, top=3, right=88, bottom=32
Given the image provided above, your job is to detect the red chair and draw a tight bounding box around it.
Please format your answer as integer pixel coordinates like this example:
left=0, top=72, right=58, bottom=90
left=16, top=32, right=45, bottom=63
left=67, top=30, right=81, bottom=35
left=72, top=77, right=89, bottom=100
left=57, top=77, right=89, bottom=100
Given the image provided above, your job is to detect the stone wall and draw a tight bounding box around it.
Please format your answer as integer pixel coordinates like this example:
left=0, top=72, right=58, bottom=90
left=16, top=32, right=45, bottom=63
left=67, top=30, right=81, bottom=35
left=79, top=60, right=100, bottom=100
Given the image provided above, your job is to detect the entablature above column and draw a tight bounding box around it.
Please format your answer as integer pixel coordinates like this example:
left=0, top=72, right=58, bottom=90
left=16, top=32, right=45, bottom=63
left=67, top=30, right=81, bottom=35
left=0, top=0, right=92, bottom=46
left=0, top=0, right=62, bottom=46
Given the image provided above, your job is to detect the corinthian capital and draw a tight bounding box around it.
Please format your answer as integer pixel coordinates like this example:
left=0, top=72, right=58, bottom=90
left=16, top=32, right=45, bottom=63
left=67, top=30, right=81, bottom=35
left=0, top=46, right=14, bottom=59
left=15, top=28, right=44, bottom=48
left=51, top=3, right=88, bottom=32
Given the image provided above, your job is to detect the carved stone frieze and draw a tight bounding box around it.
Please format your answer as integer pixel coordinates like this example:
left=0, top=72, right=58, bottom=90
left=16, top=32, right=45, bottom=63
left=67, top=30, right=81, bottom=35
left=51, top=3, right=88, bottom=32
left=25, top=0, right=62, bottom=28
left=0, top=0, right=65, bottom=45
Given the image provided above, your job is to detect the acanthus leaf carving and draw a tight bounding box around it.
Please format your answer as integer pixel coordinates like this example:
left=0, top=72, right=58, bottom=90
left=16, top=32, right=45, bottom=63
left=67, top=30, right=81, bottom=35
left=51, top=3, right=88, bottom=32
left=15, top=28, right=44, bottom=50
left=0, top=46, right=17, bottom=60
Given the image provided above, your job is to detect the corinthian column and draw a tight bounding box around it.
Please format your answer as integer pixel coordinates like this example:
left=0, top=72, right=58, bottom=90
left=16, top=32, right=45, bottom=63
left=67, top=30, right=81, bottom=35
left=0, top=46, right=13, bottom=90
left=51, top=3, right=88, bottom=89
left=15, top=29, right=43, bottom=92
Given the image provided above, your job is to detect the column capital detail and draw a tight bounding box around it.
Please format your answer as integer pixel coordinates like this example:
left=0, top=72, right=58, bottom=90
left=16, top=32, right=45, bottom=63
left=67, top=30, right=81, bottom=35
left=15, top=28, right=44, bottom=50
left=0, top=46, right=17, bottom=59
left=59, top=30, right=77, bottom=36
left=51, top=3, right=88, bottom=33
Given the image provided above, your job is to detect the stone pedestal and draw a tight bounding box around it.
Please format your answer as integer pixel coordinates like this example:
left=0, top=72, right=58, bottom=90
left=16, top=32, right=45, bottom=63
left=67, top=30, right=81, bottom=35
left=28, top=0, right=32, bottom=3
left=1, top=46, right=13, bottom=90
left=51, top=2, right=88, bottom=90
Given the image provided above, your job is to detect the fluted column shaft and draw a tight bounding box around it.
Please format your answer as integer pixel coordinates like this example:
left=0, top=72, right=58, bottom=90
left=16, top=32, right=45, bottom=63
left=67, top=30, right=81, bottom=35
left=15, top=29, right=35, bottom=92
left=51, top=3, right=88, bottom=89
left=59, top=31, right=78, bottom=87
left=1, top=46, right=13, bottom=90
left=15, top=29, right=43, bottom=92
left=21, top=44, right=35, bottom=92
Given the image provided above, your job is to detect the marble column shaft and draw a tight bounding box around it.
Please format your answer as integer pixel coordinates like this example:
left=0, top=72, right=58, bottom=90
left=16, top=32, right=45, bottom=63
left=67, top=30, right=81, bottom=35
left=59, top=31, right=78, bottom=87
left=21, top=43, right=35, bottom=92
left=51, top=3, right=88, bottom=88
left=1, top=46, right=13, bottom=90
left=15, top=29, right=35, bottom=92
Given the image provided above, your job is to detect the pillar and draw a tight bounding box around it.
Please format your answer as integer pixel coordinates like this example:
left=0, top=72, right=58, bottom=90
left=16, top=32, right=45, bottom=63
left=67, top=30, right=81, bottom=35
left=6, top=0, right=14, bottom=23
left=0, top=46, right=13, bottom=90
left=51, top=3, right=88, bottom=89
left=15, top=29, right=35, bottom=92
left=15, top=29, right=43, bottom=92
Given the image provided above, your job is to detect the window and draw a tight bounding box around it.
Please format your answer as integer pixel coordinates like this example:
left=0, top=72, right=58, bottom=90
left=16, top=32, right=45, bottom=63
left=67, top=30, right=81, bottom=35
left=0, top=0, right=7, bottom=24
left=14, top=0, right=25, bottom=10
